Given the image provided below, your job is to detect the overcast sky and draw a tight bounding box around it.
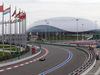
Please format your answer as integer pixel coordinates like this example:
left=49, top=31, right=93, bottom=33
left=1, top=0, right=100, bottom=29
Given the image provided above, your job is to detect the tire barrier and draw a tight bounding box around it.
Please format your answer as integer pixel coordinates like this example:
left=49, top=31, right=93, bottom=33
left=68, top=47, right=96, bottom=75
left=96, top=53, right=100, bottom=60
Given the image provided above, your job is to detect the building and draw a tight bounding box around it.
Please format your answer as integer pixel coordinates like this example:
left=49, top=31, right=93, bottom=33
left=27, top=17, right=100, bottom=40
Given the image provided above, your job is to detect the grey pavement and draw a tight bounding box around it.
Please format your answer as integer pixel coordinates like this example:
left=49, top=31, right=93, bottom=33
left=0, top=49, right=15, bottom=52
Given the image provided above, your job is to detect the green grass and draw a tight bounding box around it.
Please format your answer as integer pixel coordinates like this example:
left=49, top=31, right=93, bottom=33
left=0, top=46, right=15, bottom=48
left=5, top=48, right=20, bottom=51
left=0, top=52, right=10, bottom=56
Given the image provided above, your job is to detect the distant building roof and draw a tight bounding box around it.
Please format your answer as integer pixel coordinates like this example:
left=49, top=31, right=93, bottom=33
left=27, top=17, right=100, bottom=33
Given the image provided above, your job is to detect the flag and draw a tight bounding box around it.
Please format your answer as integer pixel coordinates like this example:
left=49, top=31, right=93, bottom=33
left=0, top=5, right=3, bottom=12
left=10, top=20, right=13, bottom=24
left=36, top=32, right=38, bottom=36
left=12, top=10, right=16, bottom=17
left=13, top=19, right=17, bottom=23
left=3, top=7, right=10, bottom=15
left=18, top=12, right=26, bottom=19
left=5, top=21, right=9, bottom=24
left=5, top=20, right=12, bottom=24
left=15, top=11, right=21, bottom=18
left=15, top=12, right=26, bottom=18
left=17, top=19, right=22, bottom=22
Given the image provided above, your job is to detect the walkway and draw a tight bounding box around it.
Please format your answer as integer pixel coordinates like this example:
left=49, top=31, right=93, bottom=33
left=0, top=49, right=15, bottom=53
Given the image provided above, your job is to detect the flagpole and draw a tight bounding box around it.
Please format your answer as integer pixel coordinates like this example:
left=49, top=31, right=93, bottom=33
left=16, top=21, right=18, bottom=51
left=19, top=8, right=21, bottom=52
left=22, top=11, right=24, bottom=51
left=24, top=18, right=26, bottom=48
left=9, top=5, right=12, bottom=55
left=22, top=13, right=25, bottom=48
left=23, top=17, right=25, bottom=48
left=16, top=18, right=18, bottom=51
left=15, top=6, right=17, bottom=52
left=2, top=3, right=4, bottom=56
left=25, top=13, right=27, bottom=49
left=22, top=11, right=24, bottom=50
left=5, top=23, right=6, bottom=43
left=24, top=12, right=26, bottom=49
left=20, top=11, right=22, bottom=52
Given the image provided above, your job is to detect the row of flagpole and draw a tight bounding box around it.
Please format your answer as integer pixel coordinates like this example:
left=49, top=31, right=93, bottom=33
left=0, top=3, right=27, bottom=56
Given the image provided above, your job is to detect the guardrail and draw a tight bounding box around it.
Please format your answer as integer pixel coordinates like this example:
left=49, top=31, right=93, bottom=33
left=27, top=42, right=76, bottom=47
left=68, top=47, right=96, bottom=75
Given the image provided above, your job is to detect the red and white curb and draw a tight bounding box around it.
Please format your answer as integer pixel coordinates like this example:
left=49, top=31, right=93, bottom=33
left=0, top=47, right=49, bottom=72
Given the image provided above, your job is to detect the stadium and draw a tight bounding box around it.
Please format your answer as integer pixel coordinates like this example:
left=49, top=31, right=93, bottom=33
left=27, top=17, right=100, bottom=40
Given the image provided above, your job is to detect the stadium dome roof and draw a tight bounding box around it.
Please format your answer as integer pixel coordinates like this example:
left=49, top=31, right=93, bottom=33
left=27, top=17, right=100, bottom=33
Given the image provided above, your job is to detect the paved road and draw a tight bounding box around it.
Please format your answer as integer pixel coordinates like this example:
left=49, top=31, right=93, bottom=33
left=0, top=45, right=87, bottom=75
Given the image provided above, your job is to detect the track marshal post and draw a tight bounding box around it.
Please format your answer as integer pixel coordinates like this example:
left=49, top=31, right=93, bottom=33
left=32, top=46, right=35, bottom=54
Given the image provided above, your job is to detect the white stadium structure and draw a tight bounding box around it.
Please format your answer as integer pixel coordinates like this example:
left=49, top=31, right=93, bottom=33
left=27, top=17, right=100, bottom=33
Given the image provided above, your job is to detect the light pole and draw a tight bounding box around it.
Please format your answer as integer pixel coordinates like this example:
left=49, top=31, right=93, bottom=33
left=63, top=32, right=64, bottom=40
left=76, top=19, right=79, bottom=41
left=95, top=21, right=97, bottom=33
left=55, top=29, right=58, bottom=41
left=95, top=21, right=97, bottom=40
left=45, top=20, right=49, bottom=41
left=45, top=20, right=47, bottom=40
left=82, top=24, right=84, bottom=41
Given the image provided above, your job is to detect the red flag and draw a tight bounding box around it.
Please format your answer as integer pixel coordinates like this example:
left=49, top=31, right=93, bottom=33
left=15, top=12, right=24, bottom=18
left=36, top=32, right=38, bottom=36
left=0, top=5, right=3, bottom=12
left=18, top=12, right=26, bottom=19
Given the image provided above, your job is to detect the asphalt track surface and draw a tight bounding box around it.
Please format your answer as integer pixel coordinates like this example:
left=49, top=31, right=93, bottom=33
left=0, top=45, right=87, bottom=75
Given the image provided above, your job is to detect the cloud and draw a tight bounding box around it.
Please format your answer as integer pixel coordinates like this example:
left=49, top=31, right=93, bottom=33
left=39, top=0, right=100, bottom=3
left=78, top=0, right=100, bottom=3
left=0, top=0, right=100, bottom=29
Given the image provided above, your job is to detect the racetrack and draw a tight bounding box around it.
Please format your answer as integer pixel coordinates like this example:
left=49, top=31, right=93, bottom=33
left=0, top=45, right=88, bottom=75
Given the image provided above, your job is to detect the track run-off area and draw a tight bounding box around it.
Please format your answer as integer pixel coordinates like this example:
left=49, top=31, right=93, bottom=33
left=0, top=45, right=88, bottom=75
